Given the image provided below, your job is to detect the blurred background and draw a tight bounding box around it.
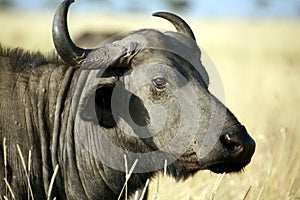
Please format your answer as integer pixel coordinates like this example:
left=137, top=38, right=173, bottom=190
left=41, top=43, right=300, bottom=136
left=1, top=0, right=300, bottom=18
left=1, top=0, right=300, bottom=199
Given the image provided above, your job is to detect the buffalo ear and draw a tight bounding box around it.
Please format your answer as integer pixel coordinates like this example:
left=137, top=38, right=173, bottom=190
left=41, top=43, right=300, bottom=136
left=81, top=84, right=117, bottom=128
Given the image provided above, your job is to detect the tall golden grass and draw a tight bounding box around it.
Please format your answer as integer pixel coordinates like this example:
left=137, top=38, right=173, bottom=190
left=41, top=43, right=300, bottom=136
left=1, top=11, right=299, bottom=199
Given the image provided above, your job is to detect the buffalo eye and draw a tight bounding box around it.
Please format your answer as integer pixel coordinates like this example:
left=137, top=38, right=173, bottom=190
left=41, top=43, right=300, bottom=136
left=152, top=77, right=168, bottom=89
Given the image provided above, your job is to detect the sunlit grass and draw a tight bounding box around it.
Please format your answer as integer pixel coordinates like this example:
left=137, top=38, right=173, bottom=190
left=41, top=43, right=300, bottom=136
left=1, top=12, right=300, bottom=199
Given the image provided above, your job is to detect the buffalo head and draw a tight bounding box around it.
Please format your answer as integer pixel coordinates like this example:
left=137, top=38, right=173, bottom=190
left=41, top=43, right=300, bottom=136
left=52, top=0, right=255, bottom=181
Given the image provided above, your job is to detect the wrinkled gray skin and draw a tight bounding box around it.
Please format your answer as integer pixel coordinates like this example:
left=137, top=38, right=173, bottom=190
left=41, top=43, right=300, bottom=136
left=0, top=0, right=255, bottom=199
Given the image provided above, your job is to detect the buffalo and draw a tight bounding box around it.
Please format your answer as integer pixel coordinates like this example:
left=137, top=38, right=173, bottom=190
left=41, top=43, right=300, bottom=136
left=0, top=0, right=255, bottom=199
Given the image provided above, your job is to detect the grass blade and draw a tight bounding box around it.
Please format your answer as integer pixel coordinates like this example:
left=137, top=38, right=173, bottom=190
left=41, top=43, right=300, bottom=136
left=242, top=186, right=252, bottom=200
left=16, top=144, right=34, bottom=200
left=138, top=178, right=149, bottom=200
left=163, top=159, right=167, bottom=178
left=3, top=138, right=7, bottom=196
left=3, top=178, right=15, bottom=200
left=134, top=190, right=139, bottom=200
left=124, top=155, right=128, bottom=200
left=211, top=173, right=225, bottom=200
left=256, top=186, right=264, bottom=200
left=47, top=164, right=59, bottom=200
left=118, top=159, right=139, bottom=200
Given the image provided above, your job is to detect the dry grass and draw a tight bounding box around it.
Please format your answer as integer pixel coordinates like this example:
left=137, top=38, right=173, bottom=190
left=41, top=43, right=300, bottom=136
left=2, top=138, right=59, bottom=200
left=1, top=11, right=299, bottom=200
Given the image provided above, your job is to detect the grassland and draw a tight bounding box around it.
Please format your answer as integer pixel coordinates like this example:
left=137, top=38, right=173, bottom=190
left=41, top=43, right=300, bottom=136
left=1, top=10, right=300, bottom=200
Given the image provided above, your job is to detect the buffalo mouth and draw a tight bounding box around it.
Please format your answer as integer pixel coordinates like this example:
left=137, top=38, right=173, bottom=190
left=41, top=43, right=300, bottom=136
left=169, top=154, right=251, bottom=180
left=180, top=152, right=250, bottom=172
left=179, top=153, right=249, bottom=175
left=205, top=162, right=247, bottom=173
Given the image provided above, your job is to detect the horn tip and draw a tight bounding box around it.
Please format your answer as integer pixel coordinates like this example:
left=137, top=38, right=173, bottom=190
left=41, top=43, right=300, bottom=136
left=66, top=0, right=75, bottom=3
left=62, top=0, right=75, bottom=6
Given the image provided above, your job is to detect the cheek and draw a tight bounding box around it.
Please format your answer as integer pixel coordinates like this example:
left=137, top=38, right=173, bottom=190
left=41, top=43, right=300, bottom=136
left=132, top=86, right=174, bottom=135
left=148, top=86, right=180, bottom=124
left=148, top=85, right=203, bottom=151
left=136, top=86, right=182, bottom=146
left=130, top=85, right=180, bottom=128
left=149, top=85, right=172, bottom=104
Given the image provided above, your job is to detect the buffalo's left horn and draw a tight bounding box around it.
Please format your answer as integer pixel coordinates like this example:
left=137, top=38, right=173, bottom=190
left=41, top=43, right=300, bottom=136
left=52, top=0, right=91, bottom=66
left=152, top=12, right=196, bottom=41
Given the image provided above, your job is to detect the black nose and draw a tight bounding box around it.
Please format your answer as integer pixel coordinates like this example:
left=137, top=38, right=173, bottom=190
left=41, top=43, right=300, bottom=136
left=221, top=131, right=256, bottom=160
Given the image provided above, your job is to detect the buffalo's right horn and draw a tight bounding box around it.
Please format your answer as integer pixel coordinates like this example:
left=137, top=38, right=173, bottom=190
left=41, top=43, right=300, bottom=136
left=152, top=12, right=196, bottom=41
left=52, top=0, right=91, bottom=66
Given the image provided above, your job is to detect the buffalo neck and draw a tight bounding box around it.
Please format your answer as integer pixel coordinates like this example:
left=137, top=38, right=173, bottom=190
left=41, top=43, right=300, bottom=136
left=0, top=57, right=75, bottom=199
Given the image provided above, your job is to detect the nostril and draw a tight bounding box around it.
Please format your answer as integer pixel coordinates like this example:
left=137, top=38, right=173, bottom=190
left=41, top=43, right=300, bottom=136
left=221, top=134, right=243, bottom=153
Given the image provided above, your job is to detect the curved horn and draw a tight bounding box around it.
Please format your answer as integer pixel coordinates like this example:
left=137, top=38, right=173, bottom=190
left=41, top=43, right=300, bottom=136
left=152, top=12, right=196, bottom=41
left=52, top=0, right=91, bottom=66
